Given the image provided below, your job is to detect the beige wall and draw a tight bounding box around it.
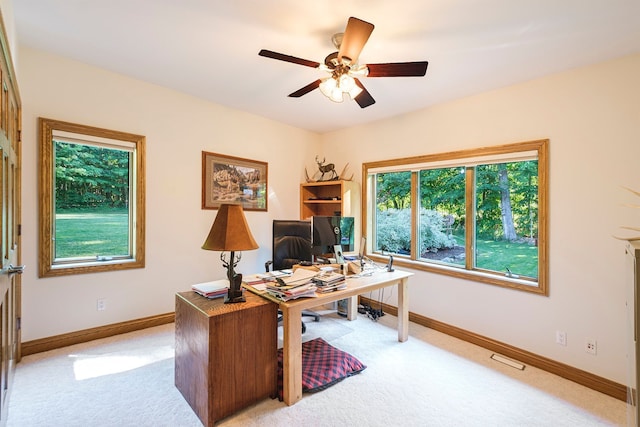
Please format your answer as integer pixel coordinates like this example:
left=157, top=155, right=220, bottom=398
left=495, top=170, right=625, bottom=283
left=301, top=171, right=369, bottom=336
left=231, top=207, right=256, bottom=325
left=18, top=46, right=320, bottom=341
left=8, top=0, right=639, bottom=385
left=321, top=54, right=640, bottom=384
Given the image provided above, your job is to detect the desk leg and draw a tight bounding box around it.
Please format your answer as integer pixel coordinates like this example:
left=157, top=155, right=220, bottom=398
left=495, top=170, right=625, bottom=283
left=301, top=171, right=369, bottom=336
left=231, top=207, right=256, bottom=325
left=281, top=306, right=303, bottom=405
left=397, top=277, right=409, bottom=342
left=346, top=296, right=358, bottom=321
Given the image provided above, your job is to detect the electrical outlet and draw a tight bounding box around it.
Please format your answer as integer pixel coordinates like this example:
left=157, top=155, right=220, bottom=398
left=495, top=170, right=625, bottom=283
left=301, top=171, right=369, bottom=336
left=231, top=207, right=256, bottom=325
left=586, top=338, right=597, bottom=355
left=556, top=330, right=567, bottom=346
left=97, top=298, right=106, bottom=311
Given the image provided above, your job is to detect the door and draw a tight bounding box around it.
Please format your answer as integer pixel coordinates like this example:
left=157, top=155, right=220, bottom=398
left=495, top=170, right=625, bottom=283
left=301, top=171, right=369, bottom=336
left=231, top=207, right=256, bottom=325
left=627, top=241, right=640, bottom=426
left=0, top=21, right=22, bottom=427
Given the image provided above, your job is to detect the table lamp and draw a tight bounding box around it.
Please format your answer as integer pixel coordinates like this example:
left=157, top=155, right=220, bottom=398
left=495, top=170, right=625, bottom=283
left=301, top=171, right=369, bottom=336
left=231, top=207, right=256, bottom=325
left=202, top=203, right=258, bottom=303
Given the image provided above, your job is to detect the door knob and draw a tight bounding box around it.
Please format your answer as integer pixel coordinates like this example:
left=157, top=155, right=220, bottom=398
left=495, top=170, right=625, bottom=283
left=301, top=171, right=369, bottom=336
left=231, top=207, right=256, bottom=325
left=8, top=264, right=25, bottom=274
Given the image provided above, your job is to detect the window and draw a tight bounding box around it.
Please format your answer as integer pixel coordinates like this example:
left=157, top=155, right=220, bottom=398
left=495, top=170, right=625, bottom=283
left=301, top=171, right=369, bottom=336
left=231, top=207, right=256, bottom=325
left=38, top=118, right=145, bottom=277
left=364, top=139, right=548, bottom=294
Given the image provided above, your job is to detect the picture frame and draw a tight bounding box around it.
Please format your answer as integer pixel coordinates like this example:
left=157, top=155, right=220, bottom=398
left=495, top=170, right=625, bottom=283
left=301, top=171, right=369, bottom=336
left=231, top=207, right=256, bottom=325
left=202, top=151, right=268, bottom=211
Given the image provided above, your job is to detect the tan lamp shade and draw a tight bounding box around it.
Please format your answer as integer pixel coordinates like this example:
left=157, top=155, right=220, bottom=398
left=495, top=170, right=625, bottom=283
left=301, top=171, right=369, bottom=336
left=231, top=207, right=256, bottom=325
left=202, top=204, right=258, bottom=251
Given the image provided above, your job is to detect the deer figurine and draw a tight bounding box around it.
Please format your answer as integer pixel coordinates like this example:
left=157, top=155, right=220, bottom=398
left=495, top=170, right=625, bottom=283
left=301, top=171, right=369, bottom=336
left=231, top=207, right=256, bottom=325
left=315, top=156, right=339, bottom=181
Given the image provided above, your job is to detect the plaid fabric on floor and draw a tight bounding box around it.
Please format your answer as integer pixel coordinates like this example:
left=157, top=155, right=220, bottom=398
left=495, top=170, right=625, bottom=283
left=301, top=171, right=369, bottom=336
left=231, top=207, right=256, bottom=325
left=276, top=337, right=366, bottom=401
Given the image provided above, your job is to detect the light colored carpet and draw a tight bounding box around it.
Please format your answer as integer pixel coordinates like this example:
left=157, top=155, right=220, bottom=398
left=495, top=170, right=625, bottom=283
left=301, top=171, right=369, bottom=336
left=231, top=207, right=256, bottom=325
left=7, top=311, right=626, bottom=427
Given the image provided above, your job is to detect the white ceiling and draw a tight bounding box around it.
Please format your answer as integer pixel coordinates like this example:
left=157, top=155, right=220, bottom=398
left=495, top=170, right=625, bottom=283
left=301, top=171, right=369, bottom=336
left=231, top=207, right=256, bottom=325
left=12, top=1, right=640, bottom=134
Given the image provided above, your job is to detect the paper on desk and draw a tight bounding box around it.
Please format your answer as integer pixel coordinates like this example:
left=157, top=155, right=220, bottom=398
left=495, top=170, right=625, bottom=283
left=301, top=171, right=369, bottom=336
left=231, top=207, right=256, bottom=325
left=248, top=282, right=267, bottom=291
left=255, top=270, right=291, bottom=280
left=279, top=268, right=318, bottom=286
left=192, top=279, right=229, bottom=293
left=244, top=274, right=266, bottom=283
left=242, top=274, right=269, bottom=291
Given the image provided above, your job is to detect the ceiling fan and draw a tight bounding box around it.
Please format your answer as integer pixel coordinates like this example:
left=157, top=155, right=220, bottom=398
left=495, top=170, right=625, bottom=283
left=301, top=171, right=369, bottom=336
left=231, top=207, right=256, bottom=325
left=258, top=17, right=428, bottom=108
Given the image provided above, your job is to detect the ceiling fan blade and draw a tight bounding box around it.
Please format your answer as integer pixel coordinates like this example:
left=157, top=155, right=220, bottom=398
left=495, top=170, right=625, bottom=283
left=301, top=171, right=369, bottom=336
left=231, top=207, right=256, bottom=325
left=366, top=61, right=429, bottom=77
left=353, top=79, right=375, bottom=108
left=338, top=17, right=374, bottom=64
left=259, top=49, right=320, bottom=68
left=288, top=80, right=322, bottom=98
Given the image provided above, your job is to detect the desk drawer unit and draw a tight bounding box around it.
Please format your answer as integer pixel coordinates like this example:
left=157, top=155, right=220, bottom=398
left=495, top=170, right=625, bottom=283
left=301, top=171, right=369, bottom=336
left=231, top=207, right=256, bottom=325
left=175, top=291, right=278, bottom=426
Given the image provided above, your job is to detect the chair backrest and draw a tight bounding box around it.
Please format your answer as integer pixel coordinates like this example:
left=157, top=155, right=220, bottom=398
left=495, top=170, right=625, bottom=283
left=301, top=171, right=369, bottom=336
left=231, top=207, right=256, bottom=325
left=272, top=220, right=312, bottom=271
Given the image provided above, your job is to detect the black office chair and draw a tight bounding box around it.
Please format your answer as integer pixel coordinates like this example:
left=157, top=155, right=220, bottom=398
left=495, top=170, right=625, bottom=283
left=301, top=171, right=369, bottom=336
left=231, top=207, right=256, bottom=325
left=265, top=220, right=320, bottom=333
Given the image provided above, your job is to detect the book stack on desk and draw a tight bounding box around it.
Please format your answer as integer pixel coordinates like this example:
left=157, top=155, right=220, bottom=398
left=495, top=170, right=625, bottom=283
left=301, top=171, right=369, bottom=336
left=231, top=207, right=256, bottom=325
left=243, top=275, right=271, bottom=286
left=312, top=272, right=347, bottom=293
left=192, top=280, right=229, bottom=299
left=266, top=282, right=317, bottom=301
left=265, top=268, right=318, bottom=301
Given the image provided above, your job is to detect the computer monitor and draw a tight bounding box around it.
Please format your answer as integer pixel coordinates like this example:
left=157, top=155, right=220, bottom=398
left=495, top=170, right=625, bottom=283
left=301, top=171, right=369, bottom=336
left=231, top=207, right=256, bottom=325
left=311, top=216, right=354, bottom=257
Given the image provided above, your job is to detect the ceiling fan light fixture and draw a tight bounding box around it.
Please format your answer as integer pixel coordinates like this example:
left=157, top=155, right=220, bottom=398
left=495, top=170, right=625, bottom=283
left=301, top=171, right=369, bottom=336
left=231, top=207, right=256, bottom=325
left=349, top=64, right=369, bottom=77
left=347, top=83, right=363, bottom=100
left=260, top=16, right=428, bottom=109
left=331, top=33, right=343, bottom=50
left=330, top=90, right=344, bottom=103
left=320, top=74, right=361, bottom=103
left=319, top=77, right=343, bottom=102
left=339, top=74, right=355, bottom=91
left=319, top=77, right=336, bottom=96
left=339, top=74, right=362, bottom=99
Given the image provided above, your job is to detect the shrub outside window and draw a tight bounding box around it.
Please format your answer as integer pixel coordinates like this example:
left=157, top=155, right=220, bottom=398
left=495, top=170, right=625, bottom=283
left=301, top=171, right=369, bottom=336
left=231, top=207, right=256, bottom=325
left=363, top=139, right=548, bottom=294
left=38, top=118, right=145, bottom=277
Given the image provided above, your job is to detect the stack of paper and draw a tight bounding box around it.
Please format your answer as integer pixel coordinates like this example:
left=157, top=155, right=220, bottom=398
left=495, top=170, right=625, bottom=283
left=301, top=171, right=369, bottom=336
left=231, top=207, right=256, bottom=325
left=313, top=272, right=347, bottom=293
left=242, top=274, right=271, bottom=291
left=192, top=280, right=229, bottom=299
left=313, top=272, right=345, bottom=285
left=277, top=268, right=317, bottom=286
left=266, top=283, right=318, bottom=301
left=266, top=268, right=318, bottom=301
left=255, top=270, right=291, bottom=280
left=243, top=274, right=270, bottom=285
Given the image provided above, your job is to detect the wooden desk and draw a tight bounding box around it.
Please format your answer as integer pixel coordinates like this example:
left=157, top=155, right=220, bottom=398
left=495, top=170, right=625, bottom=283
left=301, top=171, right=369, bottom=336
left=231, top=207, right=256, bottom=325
left=246, top=269, right=413, bottom=406
left=174, top=291, right=278, bottom=426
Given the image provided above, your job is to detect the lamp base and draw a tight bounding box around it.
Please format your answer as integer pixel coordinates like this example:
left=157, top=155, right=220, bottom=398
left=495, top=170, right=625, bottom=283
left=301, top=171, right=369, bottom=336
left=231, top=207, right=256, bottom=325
left=224, top=273, right=245, bottom=304
left=224, top=292, right=246, bottom=304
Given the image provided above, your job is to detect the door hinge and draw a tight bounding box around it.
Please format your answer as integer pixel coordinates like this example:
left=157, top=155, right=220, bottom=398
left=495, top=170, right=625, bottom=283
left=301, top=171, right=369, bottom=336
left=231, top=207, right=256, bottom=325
left=16, top=317, right=20, bottom=330
left=17, top=224, right=20, bottom=236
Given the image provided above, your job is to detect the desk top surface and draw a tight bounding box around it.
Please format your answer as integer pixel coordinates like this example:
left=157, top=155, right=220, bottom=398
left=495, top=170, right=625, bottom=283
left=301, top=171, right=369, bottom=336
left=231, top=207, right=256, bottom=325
left=176, top=290, right=276, bottom=317
left=244, top=268, right=413, bottom=310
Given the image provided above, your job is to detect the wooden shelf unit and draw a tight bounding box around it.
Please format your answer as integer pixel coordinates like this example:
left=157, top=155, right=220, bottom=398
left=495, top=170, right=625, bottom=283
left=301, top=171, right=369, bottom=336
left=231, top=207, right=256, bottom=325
left=300, top=180, right=359, bottom=220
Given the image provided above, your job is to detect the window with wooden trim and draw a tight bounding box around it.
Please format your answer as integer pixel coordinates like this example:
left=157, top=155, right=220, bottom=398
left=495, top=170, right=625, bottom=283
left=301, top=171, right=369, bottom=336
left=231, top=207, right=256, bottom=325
left=363, top=139, right=548, bottom=294
left=38, top=118, right=145, bottom=277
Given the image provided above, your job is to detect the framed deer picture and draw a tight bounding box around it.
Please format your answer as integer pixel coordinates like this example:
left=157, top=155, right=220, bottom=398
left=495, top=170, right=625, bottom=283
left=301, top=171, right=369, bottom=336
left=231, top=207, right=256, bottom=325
left=202, top=151, right=268, bottom=211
